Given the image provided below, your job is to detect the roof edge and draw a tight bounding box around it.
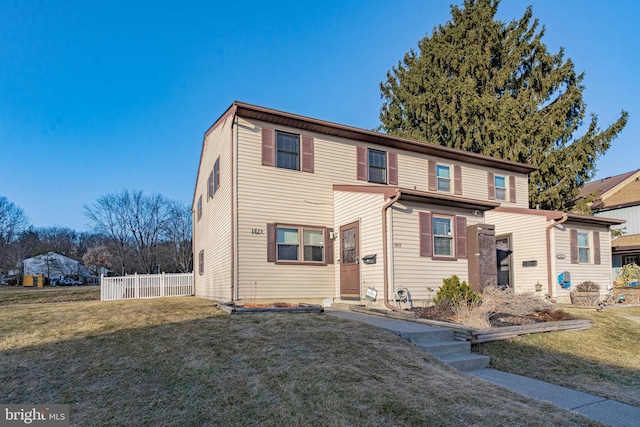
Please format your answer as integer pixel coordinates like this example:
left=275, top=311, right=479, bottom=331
left=234, top=101, right=537, bottom=175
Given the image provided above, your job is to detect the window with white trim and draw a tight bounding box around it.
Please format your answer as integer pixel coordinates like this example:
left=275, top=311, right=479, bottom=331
left=578, top=232, right=590, bottom=263
left=198, top=250, right=204, bottom=275
left=437, top=165, right=450, bottom=192
left=433, top=216, right=453, bottom=257
left=277, top=226, right=325, bottom=263
left=495, top=175, right=506, bottom=201
left=624, top=256, right=638, bottom=265
left=197, top=196, right=202, bottom=222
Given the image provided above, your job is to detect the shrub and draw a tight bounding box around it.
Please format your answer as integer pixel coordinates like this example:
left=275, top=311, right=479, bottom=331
left=618, top=263, right=640, bottom=286
left=434, top=275, right=479, bottom=307
left=575, top=281, right=601, bottom=292
left=451, top=295, right=494, bottom=329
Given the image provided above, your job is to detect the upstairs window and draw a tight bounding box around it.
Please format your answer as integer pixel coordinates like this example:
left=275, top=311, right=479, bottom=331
left=213, top=157, right=220, bottom=194
left=276, top=131, right=300, bottom=171
left=437, top=165, right=450, bottom=192
left=368, top=149, right=387, bottom=184
left=495, top=175, right=506, bottom=201
left=197, top=196, right=202, bottom=221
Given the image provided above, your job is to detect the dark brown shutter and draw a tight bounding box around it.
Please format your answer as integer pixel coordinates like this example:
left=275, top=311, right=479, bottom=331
left=593, top=231, right=601, bottom=265
left=267, top=223, right=276, bottom=262
left=388, top=152, right=398, bottom=185
left=428, top=160, right=436, bottom=191
left=419, top=212, right=433, bottom=257
left=509, top=175, right=516, bottom=203
left=215, top=157, right=220, bottom=192
left=302, top=136, right=314, bottom=173
left=570, top=229, right=579, bottom=264
left=356, top=146, right=367, bottom=181
left=454, top=165, right=462, bottom=195
left=261, top=127, right=275, bottom=167
left=455, top=216, right=467, bottom=259
left=487, top=172, right=495, bottom=200
left=325, top=228, right=334, bottom=264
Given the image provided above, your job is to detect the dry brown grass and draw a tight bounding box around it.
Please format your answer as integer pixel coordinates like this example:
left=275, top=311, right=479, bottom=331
left=0, top=294, right=600, bottom=426
left=477, top=305, right=640, bottom=407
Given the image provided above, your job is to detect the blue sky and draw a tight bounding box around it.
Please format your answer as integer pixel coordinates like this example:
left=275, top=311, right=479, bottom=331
left=1, top=1, right=637, bottom=231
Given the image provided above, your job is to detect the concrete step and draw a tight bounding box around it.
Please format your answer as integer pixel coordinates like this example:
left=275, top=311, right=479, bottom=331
left=330, top=302, right=363, bottom=311
left=439, top=354, right=491, bottom=371
left=391, top=328, right=455, bottom=344
left=416, top=340, right=471, bottom=358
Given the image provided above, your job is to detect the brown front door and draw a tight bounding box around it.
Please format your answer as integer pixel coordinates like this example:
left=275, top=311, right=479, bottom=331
left=340, top=221, right=360, bottom=299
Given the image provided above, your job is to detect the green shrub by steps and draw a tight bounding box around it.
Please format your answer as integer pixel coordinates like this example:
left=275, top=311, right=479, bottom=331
left=434, top=275, right=479, bottom=307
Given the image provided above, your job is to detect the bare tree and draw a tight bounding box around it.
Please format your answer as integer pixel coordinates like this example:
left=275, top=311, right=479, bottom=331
left=126, top=191, right=172, bottom=274
left=165, top=201, right=193, bottom=273
left=82, top=245, right=116, bottom=276
left=84, top=190, right=183, bottom=274
left=0, top=196, right=29, bottom=275
left=84, top=191, right=133, bottom=275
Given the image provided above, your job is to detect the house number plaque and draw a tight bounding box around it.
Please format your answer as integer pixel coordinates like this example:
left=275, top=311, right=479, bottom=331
left=251, top=229, right=264, bottom=235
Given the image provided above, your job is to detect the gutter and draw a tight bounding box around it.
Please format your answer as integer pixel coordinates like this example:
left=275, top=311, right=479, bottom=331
left=382, top=189, right=406, bottom=313
left=546, top=213, right=569, bottom=297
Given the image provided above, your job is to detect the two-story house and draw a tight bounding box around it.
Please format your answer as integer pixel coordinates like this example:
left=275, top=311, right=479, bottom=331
left=193, top=102, right=620, bottom=306
left=578, top=169, right=640, bottom=278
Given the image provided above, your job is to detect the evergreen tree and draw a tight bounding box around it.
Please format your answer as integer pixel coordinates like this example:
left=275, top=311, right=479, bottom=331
left=379, top=0, right=628, bottom=211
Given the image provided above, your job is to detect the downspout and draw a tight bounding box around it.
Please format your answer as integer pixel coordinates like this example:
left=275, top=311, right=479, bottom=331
left=230, top=110, right=238, bottom=302
left=382, top=189, right=408, bottom=313
left=546, top=213, right=569, bottom=297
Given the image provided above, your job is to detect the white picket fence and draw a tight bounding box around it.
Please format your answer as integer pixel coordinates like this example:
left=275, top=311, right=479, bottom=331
left=100, top=272, right=194, bottom=301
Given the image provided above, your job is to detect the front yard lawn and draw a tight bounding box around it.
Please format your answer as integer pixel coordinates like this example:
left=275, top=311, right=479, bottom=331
left=0, top=294, right=598, bottom=426
left=476, top=305, right=640, bottom=407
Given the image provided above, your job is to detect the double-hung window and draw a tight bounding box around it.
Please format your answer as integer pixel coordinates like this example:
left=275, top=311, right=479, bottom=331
left=368, top=149, right=387, bottom=184
left=276, top=226, right=325, bottom=263
left=276, top=131, right=300, bottom=171
left=198, top=250, right=204, bottom=275
left=433, top=216, right=453, bottom=257
left=578, top=232, right=590, bottom=263
left=437, top=165, right=450, bottom=192
left=197, top=196, right=202, bottom=221
left=494, top=175, right=506, bottom=200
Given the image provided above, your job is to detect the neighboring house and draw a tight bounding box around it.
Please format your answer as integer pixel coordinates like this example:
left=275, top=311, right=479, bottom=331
left=22, top=252, right=90, bottom=281
left=193, top=102, right=619, bottom=306
left=578, top=169, right=640, bottom=278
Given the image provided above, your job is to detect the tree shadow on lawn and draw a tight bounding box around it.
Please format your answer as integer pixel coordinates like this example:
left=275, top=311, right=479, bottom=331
left=1, top=313, right=602, bottom=427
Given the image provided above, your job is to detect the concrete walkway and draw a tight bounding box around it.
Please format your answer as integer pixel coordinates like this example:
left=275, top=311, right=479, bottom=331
left=326, top=309, right=640, bottom=427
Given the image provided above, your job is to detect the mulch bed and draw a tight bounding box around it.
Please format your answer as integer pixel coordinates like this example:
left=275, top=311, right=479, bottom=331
left=413, top=306, right=574, bottom=327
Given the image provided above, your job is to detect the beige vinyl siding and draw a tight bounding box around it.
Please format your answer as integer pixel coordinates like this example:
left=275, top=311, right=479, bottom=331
left=193, top=116, right=234, bottom=301
left=235, top=118, right=335, bottom=299
left=333, top=191, right=387, bottom=299
left=485, top=210, right=549, bottom=293
left=391, top=202, right=482, bottom=302
left=212, top=115, right=534, bottom=300
left=553, top=222, right=613, bottom=301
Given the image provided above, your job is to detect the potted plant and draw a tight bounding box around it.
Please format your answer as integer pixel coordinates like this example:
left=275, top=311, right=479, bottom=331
left=570, top=281, right=601, bottom=306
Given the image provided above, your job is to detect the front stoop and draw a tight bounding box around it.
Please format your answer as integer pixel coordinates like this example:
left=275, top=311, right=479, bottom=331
left=388, top=328, right=490, bottom=371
